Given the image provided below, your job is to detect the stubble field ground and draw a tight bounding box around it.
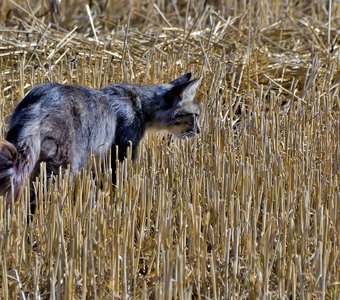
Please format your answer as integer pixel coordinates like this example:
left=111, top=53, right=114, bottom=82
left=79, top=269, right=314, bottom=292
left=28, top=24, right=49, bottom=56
left=0, top=0, right=339, bottom=299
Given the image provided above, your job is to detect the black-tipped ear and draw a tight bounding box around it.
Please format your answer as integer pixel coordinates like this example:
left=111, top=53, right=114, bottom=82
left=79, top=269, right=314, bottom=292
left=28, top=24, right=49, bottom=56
left=169, top=72, right=192, bottom=85
left=165, top=78, right=201, bottom=106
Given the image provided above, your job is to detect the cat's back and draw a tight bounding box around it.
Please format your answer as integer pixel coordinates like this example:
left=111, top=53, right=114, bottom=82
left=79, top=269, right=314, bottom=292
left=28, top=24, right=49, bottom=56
left=12, top=83, right=61, bottom=113
left=16, top=83, right=105, bottom=110
left=7, top=83, right=116, bottom=147
left=10, top=83, right=111, bottom=124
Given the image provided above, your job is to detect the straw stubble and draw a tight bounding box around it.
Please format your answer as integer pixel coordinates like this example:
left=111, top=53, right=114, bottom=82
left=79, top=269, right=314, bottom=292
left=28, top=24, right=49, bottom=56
left=0, top=0, right=339, bottom=299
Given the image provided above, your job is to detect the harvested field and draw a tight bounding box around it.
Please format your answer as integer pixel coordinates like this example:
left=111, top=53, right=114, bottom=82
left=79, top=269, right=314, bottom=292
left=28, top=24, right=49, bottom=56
left=0, top=0, right=339, bottom=298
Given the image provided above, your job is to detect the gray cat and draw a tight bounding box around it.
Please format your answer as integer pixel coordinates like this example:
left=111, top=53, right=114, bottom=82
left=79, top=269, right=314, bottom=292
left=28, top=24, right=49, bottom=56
left=0, top=72, right=201, bottom=207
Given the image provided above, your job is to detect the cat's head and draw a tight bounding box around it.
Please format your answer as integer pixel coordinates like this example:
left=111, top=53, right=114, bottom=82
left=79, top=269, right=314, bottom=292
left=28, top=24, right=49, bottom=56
left=152, top=72, right=201, bottom=139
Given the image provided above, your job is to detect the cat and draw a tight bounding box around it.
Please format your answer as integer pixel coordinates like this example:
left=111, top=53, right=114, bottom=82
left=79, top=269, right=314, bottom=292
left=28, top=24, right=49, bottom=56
left=0, top=72, right=201, bottom=208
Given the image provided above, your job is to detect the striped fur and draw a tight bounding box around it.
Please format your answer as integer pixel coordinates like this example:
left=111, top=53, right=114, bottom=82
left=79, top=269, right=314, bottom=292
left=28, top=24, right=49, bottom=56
left=0, top=73, right=201, bottom=206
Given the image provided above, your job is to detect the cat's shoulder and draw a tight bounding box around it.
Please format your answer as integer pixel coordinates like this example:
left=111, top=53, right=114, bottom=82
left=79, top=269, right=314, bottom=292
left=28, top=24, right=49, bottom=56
left=102, top=84, right=143, bottom=110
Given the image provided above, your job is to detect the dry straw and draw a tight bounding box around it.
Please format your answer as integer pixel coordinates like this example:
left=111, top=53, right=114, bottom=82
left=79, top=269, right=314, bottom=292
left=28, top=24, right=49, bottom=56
left=0, top=0, right=339, bottom=299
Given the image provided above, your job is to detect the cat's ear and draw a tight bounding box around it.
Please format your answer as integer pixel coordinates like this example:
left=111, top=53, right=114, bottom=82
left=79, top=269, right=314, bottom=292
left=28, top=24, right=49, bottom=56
left=180, top=78, right=201, bottom=103
left=165, top=78, right=201, bottom=105
left=169, top=72, right=192, bottom=85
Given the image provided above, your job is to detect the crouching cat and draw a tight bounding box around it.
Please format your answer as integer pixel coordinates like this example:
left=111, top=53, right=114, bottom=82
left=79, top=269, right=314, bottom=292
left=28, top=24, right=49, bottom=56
left=0, top=72, right=201, bottom=208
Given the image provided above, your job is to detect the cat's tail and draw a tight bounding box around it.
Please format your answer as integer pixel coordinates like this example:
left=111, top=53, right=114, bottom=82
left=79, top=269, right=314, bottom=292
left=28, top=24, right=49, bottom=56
left=0, top=136, right=40, bottom=204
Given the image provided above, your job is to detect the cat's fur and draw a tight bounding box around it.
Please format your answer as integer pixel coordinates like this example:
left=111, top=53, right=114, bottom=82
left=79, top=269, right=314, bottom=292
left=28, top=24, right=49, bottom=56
left=0, top=72, right=201, bottom=206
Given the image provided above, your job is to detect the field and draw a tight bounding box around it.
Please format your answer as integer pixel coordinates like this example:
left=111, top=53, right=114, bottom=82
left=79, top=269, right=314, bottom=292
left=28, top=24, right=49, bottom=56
left=0, top=0, right=339, bottom=299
